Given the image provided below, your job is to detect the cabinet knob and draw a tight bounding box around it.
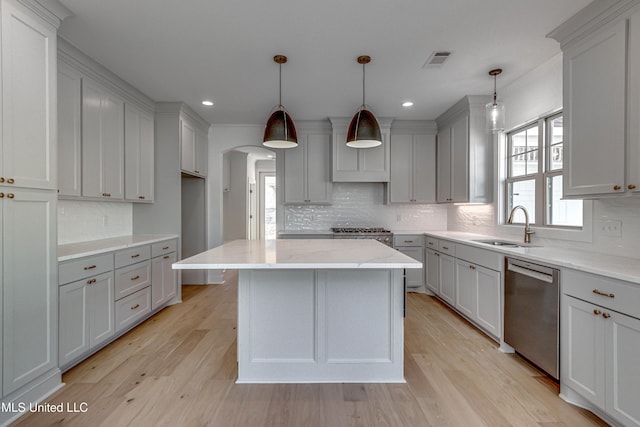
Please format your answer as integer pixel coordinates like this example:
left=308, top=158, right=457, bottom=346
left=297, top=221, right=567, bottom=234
left=7, top=178, right=14, bottom=184
left=469, top=265, right=476, bottom=270
left=195, top=170, right=200, bottom=174
left=7, top=193, right=14, bottom=199
left=593, top=309, right=601, bottom=315
left=613, top=185, right=621, bottom=191
left=602, top=313, right=611, bottom=319
left=629, top=184, right=637, bottom=190
left=0, top=193, right=3, bottom=198
left=0, top=177, right=4, bottom=183
left=87, top=278, right=97, bottom=285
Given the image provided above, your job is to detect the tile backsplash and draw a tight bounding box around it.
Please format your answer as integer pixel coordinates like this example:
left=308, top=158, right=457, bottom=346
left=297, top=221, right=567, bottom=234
left=283, top=183, right=448, bottom=231
left=58, top=200, right=132, bottom=245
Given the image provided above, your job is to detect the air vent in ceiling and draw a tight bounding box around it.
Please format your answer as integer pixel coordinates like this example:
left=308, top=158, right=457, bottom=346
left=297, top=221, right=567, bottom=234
left=422, top=51, right=452, bottom=68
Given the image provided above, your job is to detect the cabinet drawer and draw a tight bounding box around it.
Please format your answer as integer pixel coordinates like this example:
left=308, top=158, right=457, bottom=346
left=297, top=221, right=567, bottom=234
left=115, top=287, right=151, bottom=332
left=115, top=261, right=151, bottom=300
left=393, top=235, right=424, bottom=247
left=563, top=269, right=640, bottom=319
left=438, top=240, right=456, bottom=256
left=115, top=245, right=150, bottom=269
left=151, top=239, right=177, bottom=258
left=455, top=244, right=503, bottom=271
left=59, top=253, right=113, bottom=285
left=425, top=236, right=439, bottom=249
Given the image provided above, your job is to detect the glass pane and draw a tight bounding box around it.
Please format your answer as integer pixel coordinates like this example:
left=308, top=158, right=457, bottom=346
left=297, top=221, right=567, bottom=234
left=526, top=125, right=539, bottom=151
left=509, top=126, right=538, bottom=177
left=508, top=179, right=536, bottom=224
left=264, top=175, right=277, bottom=239
left=549, top=144, right=563, bottom=171
left=548, top=116, right=563, bottom=171
left=526, top=148, right=539, bottom=175
left=547, top=175, right=582, bottom=227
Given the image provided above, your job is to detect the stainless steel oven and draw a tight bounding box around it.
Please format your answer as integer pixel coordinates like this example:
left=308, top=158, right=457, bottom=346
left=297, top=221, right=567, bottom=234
left=504, top=257, right=560, bottom=380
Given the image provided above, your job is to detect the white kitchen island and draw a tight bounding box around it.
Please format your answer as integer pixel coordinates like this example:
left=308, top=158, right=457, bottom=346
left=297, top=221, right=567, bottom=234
left=173, top=239, right=421, bottom=383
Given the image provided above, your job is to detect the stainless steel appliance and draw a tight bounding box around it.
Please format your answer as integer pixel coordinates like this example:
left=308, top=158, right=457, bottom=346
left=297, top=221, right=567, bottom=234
left=331, top=227, right=393, bottom=246
left=504, top=257, right=560, bottom=380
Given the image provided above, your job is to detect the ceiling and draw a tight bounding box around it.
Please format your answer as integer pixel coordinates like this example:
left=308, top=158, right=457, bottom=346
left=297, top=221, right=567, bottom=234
left=57, top=0, right=592, bottom=125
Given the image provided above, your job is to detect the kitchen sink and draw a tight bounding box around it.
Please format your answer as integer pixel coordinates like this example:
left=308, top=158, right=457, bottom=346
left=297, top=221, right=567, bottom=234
left=472, top=239, right=528, bottom=248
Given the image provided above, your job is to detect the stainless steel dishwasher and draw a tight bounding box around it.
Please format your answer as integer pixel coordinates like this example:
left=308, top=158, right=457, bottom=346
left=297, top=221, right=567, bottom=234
left=504, top=258, right=560, bottom=380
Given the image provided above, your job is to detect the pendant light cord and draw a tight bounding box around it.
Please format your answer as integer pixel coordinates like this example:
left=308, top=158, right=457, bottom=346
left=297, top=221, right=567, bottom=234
left=362, top=62, right=366, bottom=107
left=279, top=61, right=282, bottom=108
left=493, top=74, right=497, bottom=105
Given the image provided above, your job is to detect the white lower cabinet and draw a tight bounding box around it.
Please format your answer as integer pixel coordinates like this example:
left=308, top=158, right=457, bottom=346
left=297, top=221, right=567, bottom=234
left=151, top=251, right=177, bottom=310
left=59, top=271, right=115, bottom=367
left=455, top=258, right=501, bottom=338
left=393, top=234, right=425, bottom=292
left=425, top=248, right=440, bottom=295
left=562, top=268, right=640, bottom=427
left=438, top=253, right=456, bottom=306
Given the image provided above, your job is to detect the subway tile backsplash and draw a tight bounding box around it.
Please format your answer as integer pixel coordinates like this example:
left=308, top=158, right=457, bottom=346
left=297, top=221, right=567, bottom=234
left=283, top=183, right=448, bottom=231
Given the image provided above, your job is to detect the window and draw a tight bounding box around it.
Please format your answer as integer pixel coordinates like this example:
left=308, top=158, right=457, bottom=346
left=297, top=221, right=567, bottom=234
left=505, top=113, right=583, bottom=227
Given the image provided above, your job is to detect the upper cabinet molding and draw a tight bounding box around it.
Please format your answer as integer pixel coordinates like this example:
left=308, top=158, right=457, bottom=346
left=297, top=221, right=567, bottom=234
left=58, top=37, right=155, bottom=113
left=155, top=102, right=210, bottom=131
left=548, top=0, right=640, bottom=48
left=391, top=120, right=438, bottom=135
left=17, top=0, right=72, bottom=27
left=435, top=95, right=487, bottom=129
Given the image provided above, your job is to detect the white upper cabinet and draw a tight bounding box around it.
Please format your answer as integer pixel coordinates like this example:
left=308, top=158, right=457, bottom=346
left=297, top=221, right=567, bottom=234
left=57, top=63, right=82, bottom=197
left=329, top=117, right=393, bottom=182
left=389, top=122, right=437, bottom=204
left=82, top=78, right=125, bottom=199
left=550, top=3, right=640, bottom=198
left=280, top=127, right=332, bottom=205
left=1, top=0, right=57, bottom=190
left=435, top=96, right=492, bottom=204
left=125, top=103, right=154, bottom=201
left=181, top=114, right=209, bottom=177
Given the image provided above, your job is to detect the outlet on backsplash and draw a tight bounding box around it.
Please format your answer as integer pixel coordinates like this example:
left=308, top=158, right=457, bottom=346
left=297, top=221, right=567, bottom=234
left=396, top=214, right=401, bottom=222
left=598, top=219, right=622, bottom=237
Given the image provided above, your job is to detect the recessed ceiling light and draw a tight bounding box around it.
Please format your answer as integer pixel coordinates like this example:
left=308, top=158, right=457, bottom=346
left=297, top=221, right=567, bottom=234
left=201, top=100, right=214, bottom=107
left=402, top=101, right=414, bottom=108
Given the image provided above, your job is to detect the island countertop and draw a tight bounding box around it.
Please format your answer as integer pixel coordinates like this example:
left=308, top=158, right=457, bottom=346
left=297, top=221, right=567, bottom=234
left=173, top=239, right=422, bottom=270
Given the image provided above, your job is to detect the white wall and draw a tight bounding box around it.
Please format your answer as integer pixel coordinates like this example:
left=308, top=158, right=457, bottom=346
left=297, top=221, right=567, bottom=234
left=448, top=54, right=640, bottom=258
left=58, top=200, right=132, bottom=244
left=222, top=150, right=249, bottom=242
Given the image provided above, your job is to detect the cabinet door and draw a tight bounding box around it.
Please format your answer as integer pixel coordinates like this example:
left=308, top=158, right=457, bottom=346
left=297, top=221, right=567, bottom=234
left=426, top=249, right=440, bottom=295
left=450, top=114, right=469, bottom=203
left=162, top=252, right=177, bottom=303
left=605, top=310, right=640, bottom=426
left=306, top=134, right=331, bottom=203
left=195, top=128, right=208, bottom=177
left=436, top=128, right=452, bottom=202
left=438, top=253, right=455, bottom=306
left=82, top=79, right=125, bottom=199
left=561, top=295, right=605, bottom=408
left=88, top=272, right=115, bottom=348
left=412, top=134, right=436, bottom=203
left=57, top=63, right=82, bottom=196
left=0, top=1, right=56, bottom=190
left=397, top=247, right=424, bottom=289
left=59, top=280, right=90, bottom=367
left=181, top=118, right=196, bottom=173
left=282, top=135, right=306, bottom=204
left=628, top=11, right=640, bottom=194
left=454, top=259, right=476, bottom=319
left=125, top=103, right=154, bottom=201
left=563, top=20, right=626, bottom=197
left=476, top=265, right=501, bottom=338
left=3, top=190, right=57, bottom=394
left=389, top=134, right=412, bottom=203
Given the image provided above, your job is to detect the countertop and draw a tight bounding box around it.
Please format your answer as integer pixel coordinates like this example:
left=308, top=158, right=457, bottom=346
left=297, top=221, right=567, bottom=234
left=424, top=231, right=640, bottom=285
left=58, top=234, right=179, bottom=262
left=173, top=239, right=422, bottom=270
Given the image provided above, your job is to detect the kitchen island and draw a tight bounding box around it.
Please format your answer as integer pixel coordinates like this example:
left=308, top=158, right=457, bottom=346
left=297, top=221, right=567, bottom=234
left=173, top=239, right=421, bottom=383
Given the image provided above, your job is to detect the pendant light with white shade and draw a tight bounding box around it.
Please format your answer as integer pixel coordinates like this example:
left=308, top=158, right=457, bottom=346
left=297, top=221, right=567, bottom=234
left=485, top=68, right=505, bottom=134
left=263, top=55, right=298, bottom=148
left=346, top=55, right=382, bottom=148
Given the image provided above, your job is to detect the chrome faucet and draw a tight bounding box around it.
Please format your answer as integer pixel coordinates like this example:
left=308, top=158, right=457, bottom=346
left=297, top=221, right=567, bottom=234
left=507, top=205, right=535, bottom=244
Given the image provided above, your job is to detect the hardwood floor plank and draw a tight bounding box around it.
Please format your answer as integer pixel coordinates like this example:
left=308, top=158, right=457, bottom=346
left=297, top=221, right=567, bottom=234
left=12, top=280, right=607, bottom=427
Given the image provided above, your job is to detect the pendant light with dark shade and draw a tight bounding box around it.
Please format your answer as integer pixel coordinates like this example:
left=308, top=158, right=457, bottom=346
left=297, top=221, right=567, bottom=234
left=486, top=68, right=505, bottom=134
left=263, top=55, right=298, bottom=148
left=346, top=55, right=382, bottom=148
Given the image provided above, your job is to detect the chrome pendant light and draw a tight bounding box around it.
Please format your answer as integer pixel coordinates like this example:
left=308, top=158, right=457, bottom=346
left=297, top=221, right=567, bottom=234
left=486, top=68, right=505, bottom=134
left=346, top=55, right=382, bottom=148
left=263, top=55, right=298, bottom=148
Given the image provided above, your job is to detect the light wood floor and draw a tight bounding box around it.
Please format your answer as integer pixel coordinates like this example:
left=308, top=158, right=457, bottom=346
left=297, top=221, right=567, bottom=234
left=14, top=272, right=607, bottom=427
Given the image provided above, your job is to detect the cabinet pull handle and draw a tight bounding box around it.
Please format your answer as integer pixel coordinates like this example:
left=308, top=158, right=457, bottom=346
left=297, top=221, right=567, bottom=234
left=138, top=196, right=145, bottom=200
left=163, top=255, right=170, bottom=259
left=7, top=193, right=14, bottom=199
left=0, top=193, right=3, bottom=198
left=442, top=246, right=449, bottom=250
left=613, top=185, right=621, bottom=191
left=602, top=313, right=611, bottom=319
left=131, top=275, right=140, bottom=281
left=131, top=254, right=140, bottom=258
left=87, top=278, right=97, bottom=284
left=162, top=246, right=170, bottom=250
left=435, top=253, right=440, bottom=257
left=84, top=265, right=97, bottom=270
left=593, top=309, right=601, bottom=315
left=629, top=184, right=637, bottom=190
left=7, top=178, right=14, bottom=184
left=592, top=289, right=615, bottom=298
left=195, top=170, right=200, bottom=174
left=404, top=240, right=414, bottom=243
left=469, top=265, right=476, bottom=270
left=428, top=242, right=434, bottom=246
left=131, top=304, right=140, bottom=310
